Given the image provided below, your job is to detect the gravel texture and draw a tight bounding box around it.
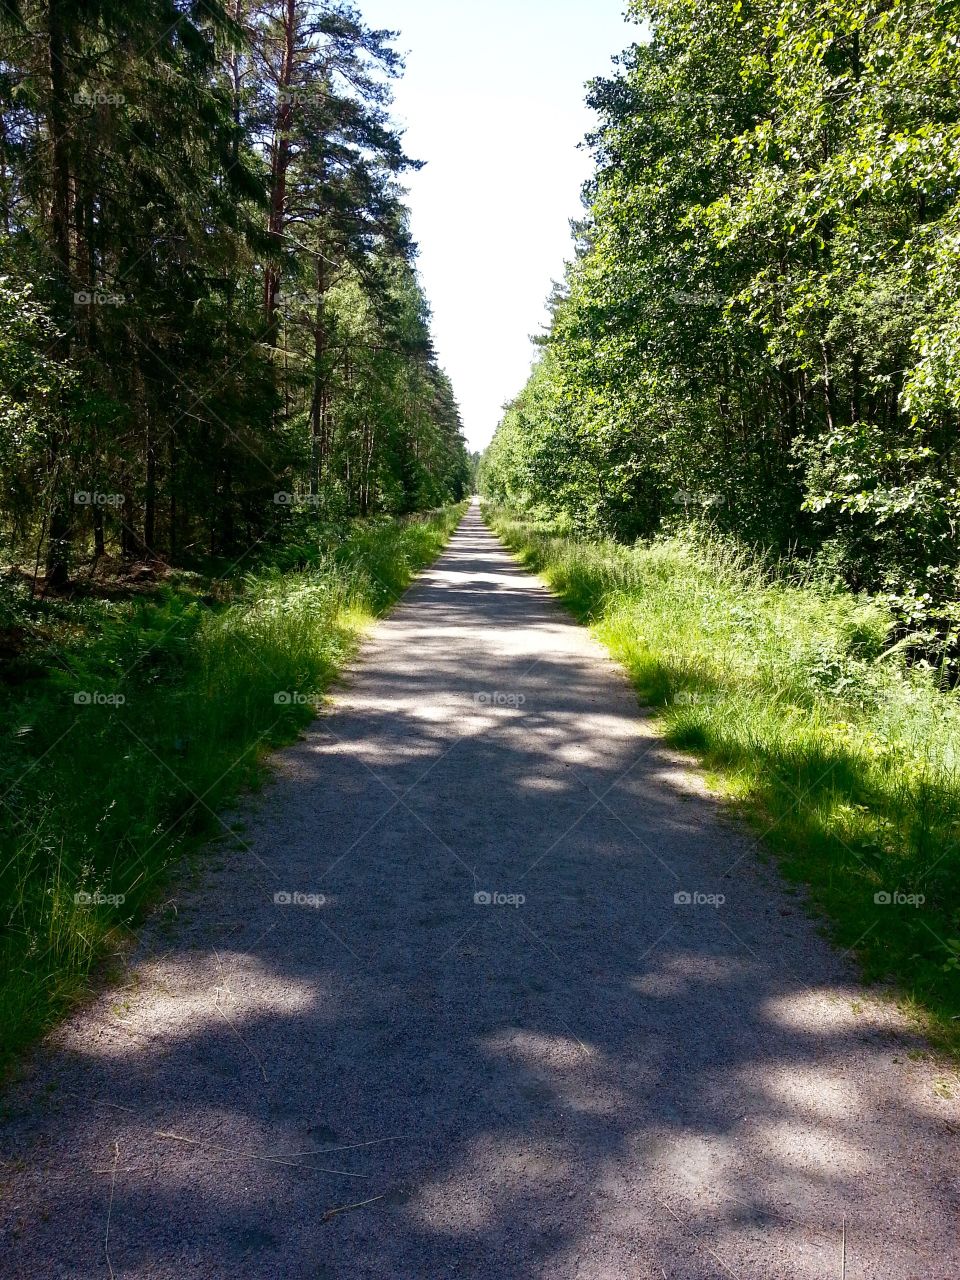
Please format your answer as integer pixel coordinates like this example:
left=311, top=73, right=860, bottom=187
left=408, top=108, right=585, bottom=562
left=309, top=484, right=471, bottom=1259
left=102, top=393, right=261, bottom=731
left=1, top=500, right=958, bottom=1278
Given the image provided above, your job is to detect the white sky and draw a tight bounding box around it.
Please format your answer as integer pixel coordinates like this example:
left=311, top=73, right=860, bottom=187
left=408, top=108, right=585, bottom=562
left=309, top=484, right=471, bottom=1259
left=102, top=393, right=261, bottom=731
left=359, top=0, right=639, bottom=452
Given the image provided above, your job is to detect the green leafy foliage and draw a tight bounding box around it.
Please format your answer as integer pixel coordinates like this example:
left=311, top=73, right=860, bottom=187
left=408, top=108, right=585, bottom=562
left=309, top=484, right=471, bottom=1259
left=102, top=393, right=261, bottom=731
left=483, top=0, right=960, bottom=629
left=0, top=503, right=466, bottom=1066
left=0, top=0, right=469, bottom=579
left=488, top=504, right=960, bottom=1054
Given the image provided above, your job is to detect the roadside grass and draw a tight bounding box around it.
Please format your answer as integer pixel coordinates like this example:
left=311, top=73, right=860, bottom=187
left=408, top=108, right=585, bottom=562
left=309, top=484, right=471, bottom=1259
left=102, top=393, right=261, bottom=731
left=0, top=504, right=466, bottom=1069
left=486, top=505, right=960, bottom=1057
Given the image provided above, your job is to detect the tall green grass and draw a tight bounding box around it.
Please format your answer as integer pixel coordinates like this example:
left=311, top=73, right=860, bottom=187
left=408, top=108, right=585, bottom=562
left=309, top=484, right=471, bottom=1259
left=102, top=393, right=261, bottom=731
left=487, top=505, right=960, bottom=1055
left=0, top=505, right=466, bottom=1068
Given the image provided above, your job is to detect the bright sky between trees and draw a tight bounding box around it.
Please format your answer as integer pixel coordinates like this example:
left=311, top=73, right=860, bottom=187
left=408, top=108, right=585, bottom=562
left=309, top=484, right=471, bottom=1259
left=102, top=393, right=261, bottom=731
left=359, top=0, right=639, bottom=451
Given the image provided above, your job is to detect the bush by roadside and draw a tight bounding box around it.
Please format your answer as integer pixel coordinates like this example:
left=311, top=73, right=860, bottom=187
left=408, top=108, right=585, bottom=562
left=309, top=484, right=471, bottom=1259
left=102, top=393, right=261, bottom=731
left=486, top=504, right=960, bottom=1058
left=0, top=504, right=466, bottom=1070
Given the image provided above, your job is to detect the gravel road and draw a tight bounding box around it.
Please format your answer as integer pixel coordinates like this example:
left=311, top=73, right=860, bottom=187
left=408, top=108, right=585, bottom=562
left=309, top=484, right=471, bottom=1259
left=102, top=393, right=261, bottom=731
left=1, top=501, right=957, bottom=1279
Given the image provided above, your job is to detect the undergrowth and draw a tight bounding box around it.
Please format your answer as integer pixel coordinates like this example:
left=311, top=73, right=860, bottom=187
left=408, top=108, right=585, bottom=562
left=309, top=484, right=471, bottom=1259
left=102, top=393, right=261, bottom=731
left=486, top=504, right=960, bottom=1057
left=0, top=504, right=466, bottom=1068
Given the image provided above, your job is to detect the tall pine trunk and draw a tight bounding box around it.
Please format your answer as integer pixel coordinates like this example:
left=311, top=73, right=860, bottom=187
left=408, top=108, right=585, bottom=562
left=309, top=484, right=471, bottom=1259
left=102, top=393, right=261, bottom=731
left=263, top=0, right=295, bottom=339
left=44, top=0, right=74, bottom=588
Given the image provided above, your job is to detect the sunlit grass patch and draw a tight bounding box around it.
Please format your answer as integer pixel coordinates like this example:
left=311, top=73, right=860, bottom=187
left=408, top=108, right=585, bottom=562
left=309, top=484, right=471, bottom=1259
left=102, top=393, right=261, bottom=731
left=486, top=504, right=960, bottom=1056
left=0, top=503, right=466, bottom=1069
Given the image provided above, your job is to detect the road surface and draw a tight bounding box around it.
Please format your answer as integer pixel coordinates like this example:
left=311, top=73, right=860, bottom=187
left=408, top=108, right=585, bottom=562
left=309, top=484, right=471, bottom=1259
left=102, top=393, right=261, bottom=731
left=1, top=502, right=957, bottom=1278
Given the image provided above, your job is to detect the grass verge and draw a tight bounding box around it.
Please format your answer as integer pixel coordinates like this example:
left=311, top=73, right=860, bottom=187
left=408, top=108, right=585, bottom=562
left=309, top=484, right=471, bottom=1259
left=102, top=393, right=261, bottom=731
left=0, top=503, right=466, bottom=1069
left=486, top=504, right=960, bottom=1057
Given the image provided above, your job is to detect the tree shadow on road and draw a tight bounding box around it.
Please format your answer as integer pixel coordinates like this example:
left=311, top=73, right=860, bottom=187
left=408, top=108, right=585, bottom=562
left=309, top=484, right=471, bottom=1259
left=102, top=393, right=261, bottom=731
left=1, top=514, right=955, bottom=1279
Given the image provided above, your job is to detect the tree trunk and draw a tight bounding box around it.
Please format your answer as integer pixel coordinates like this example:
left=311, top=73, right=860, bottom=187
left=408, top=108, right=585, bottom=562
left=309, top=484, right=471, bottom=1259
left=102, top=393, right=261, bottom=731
left=169, top=433, right=178, bottom=562
left=44, top=0, right=74, bottom=588
left=93, top=506, right=105, bottom=558
left=310, top=252, right=327, bottom=498
left=144, top=415, right=157, bottom=556
left=47, top=1, right=72, bottom=293
left=263, top=0, right=295, bottom=338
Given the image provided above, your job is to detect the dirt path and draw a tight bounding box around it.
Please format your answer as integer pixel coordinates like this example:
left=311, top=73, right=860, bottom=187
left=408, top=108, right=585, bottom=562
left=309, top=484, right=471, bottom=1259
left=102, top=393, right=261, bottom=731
left=2, top=502, right=957, bottom=1279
